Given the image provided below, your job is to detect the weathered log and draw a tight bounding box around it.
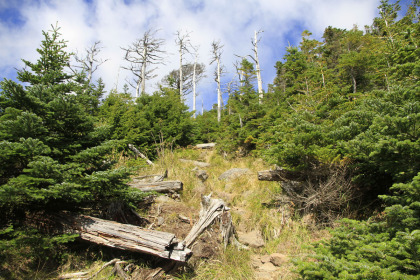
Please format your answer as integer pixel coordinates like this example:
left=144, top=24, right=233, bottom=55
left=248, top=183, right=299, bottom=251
left=129, top=181, right=183, bottom=193
left=57, top=213, right=191, bottom=262
left=184, top=194, right=240, bottom=248
left=258, top=167, right=303, bottom=182
left=128, top=144, right=154, bottom=166
left=195, top=143, right=216, bottom=149
left=179, top=159, right=210, bottom=168
left=131, top=170, right=168, bottom=183
left=58, top=271, right=89, bottom=279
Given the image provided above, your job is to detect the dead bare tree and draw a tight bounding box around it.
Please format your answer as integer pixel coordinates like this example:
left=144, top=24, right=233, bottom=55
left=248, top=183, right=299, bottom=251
left=122, top=29, right=165, bottom=97
left=249, top=30, right=264, bottom=103
left=210, top=40, right=224, bottom=123
left=175, top=30, right=192, bottom=99
left=192, top=45, right=202, bottom=118
left=73, top=41, right=108, bottom=84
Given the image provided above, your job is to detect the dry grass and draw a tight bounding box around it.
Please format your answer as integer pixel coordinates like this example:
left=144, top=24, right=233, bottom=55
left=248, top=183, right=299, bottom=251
left=55, top=147, right=325, bottom=280
left=138, top=148, right=322, bottom=279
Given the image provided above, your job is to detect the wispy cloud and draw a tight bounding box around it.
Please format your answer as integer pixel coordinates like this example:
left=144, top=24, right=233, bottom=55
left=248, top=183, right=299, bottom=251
left=0, top=0, right=381, bottom=110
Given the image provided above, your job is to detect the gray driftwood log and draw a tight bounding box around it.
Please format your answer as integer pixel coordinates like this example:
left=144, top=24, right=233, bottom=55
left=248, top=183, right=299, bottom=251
left=128, top=144, right=154, bottom=166
left=131, top=170, right=168, bottom=184
left=57, top=213, right=191, bottom=262
left=128, top=181, right=183, bottom=193
left=257, top=167, right=303, bottom=181
left=195, top=143, right=216, bottom=149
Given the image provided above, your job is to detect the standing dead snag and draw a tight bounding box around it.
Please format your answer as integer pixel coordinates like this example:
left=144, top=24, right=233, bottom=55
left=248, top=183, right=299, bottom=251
left=73, top=41, right=109, bottom=85
left=250, top=30, right=264, bottom=103
left=176, top=30, right=191, bottom=99
left=184, top=194, right=240, bottom=249
left=122, top=29, right=165, bottom=97
left=211, top=40, right=224, bottom=123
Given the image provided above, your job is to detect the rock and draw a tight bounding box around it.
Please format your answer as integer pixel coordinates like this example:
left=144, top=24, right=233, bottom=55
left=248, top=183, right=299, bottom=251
left=237, top=230, right=265, bottom=248
left=250, top=255, right=263, bottom=268
left=218, top=168, right=251, bottom=181
left=156, top=216, right=164, bottom=226
left=260, top=254, right=271, bottom=263
left=270, top=253, right=288, bottom=267
left=254, top=271, right=272, bottom=280
left=258, top=262, right=278, bottom=272
left=193, top=168, right=208, bottom=182
left=192, top=242, right=215, bottom=259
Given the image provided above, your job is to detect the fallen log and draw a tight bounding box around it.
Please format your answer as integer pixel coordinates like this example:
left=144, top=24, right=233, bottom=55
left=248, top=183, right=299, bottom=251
left=179, top=159, right=210, bottom=168
left=128, top=144, right=154, bottom=166
left=57, top=213, right=191, bottom=262
left=257, top=167, right=303, bottom=181
left=131, top=170, right=168, bottom=183
left=195, top=143, right=216, bottom=149
left=129, top=181, right=183, bottom=193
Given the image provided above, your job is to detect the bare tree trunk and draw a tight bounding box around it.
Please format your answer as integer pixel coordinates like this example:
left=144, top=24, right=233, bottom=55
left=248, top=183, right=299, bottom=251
left=176, top=31, right=191, bottom=100
left=179, top=46, right=183, bottom=97
left=351, top=72, right=357, bottom=94
left=217, top=60, right=222, bottom=122
left=193, top=52, right=197, bottom=118
left=141, top=47, right=147, bottom=96
left=211, top=40, right=223, bottom=123
left=253, top=30, right=264, bottom=103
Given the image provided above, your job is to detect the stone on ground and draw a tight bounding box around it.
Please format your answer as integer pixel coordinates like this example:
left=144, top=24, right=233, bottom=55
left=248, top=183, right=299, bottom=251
left=237, top=230, right=265, bottom=248
left=218, top=168, right=251, bottom=181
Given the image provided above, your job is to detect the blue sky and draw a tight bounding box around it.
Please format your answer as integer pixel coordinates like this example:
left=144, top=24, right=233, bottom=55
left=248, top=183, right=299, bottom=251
left=0, top=0, right=388, bottom=111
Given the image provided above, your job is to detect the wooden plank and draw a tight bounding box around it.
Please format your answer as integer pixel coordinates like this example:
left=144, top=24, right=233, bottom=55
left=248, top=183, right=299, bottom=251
left=128, top=181, right=183, bottom=193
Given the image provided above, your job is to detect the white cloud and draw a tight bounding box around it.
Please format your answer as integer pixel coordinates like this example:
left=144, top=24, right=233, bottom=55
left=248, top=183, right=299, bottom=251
left=0, top=0, right=381, bottom=110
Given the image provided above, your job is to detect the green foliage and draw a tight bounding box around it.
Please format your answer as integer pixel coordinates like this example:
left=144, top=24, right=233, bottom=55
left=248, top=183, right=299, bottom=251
left=100, top=87, right=195, bottom=157
left=0, top=225, right=77, bottom=279
left=0, top=24, right=139, bottom=276
left=296, top=173, right=420, bottom=279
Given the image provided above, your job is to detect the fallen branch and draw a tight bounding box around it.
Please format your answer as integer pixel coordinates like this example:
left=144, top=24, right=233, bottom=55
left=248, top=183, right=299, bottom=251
left=129, top=181, right=183, bottom=193
left=88, top=259, right=120, bottom=280
left=128, top=144, right=154, bottom=166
